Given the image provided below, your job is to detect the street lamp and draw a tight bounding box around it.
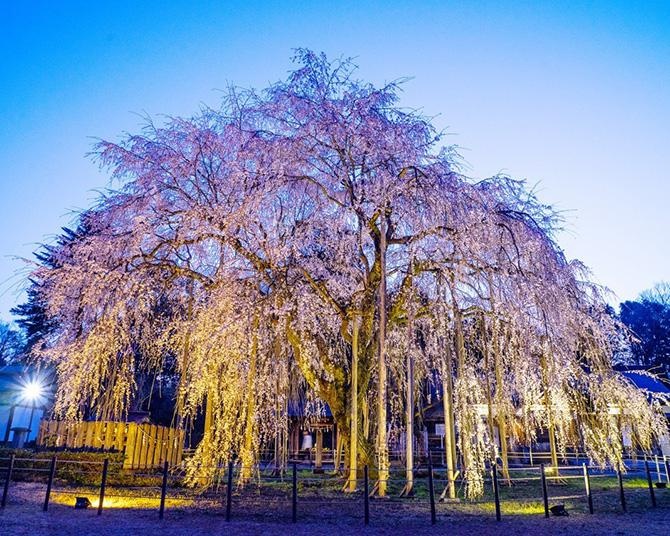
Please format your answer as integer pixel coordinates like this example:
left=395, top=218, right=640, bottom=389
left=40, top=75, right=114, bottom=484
left=3, top=375, right=48, bottom=445
left=22, top=380, right=45, bottom=441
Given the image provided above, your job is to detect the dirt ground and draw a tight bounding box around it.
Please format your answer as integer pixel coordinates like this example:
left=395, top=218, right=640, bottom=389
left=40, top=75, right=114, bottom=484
left=1, top=482, right=669, bottom=536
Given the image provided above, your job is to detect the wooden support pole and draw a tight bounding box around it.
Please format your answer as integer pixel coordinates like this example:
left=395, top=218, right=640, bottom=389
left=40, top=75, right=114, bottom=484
left=292, top=462, right=297, bottom=523
left=97, top=458, right=109, bottom=516
left=225, top=461, right=233, bottom=522
left=348, top=315, right=359, bottom=492
left=582, top=463, right=593, bottom=514
left=159, top=460, right=169, bottom=519
left=428, top=454, right=436, bottom=525
left=492, top=464, right=501, bottom=521
left=43, top=456, right=56, bottom=512
left=540, top=463, right=549, bottom=518
left=617, top=466, right=626, bottom=512
left=364, top=465, right=369, bottom=525
left=645, top=460, right=656, bottom=508
left=2, top=453, right=15, bottom=508
left=314, top=429, right=323, bottom=473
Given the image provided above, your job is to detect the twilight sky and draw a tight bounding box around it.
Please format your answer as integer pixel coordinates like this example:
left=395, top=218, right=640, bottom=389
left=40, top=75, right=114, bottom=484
left=1, top=1, right=668, bottom=321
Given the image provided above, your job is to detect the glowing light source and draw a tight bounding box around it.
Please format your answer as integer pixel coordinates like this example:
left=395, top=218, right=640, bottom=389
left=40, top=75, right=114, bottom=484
left=22, top=380, right=44, bottom=402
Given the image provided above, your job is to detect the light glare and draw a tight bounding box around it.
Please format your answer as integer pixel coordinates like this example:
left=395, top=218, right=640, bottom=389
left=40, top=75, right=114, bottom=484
left=22, top=381, right=43, bottom=402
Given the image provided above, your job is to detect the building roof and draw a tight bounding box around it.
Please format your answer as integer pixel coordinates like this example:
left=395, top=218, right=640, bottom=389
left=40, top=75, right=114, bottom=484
left=621, top=370, right=670, bottom=395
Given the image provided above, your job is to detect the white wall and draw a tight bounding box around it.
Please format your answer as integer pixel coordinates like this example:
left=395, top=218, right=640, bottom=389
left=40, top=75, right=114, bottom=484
left=0, top=405, right=44, bottom=443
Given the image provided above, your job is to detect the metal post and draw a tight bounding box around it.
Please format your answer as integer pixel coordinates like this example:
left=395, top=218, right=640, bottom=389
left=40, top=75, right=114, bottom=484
left=645, top=460, right=656, bottom=508
left=364, top=465, right=369, bottom=525
left=617, top=466, right=626, bottom=512
left=665, top=458, right=670, bottom=485
left=159, top=460, right=168, bottom=519
left=428, top=454, right=436, bottom=525
left=225, top=461, right=233, bottom=521
left=43, top=456, right=56, bottom=511
left=540, top=463, right=549, bottom=518
left=582, top=463, right=593, bottom=514
left=97, top=458, right=109, bottom=515
left=292, top=462, right=297, bottom=523
left=2, top=453, right=15, bottom=508
left=492, top=464, right=501, bottom=521
left=27, top=404, right=36, bottom=442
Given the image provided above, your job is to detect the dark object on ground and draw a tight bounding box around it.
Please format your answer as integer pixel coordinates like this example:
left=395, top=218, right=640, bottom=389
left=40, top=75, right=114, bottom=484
left=75, top=497, right=92, bottom=509
left=655, top=482, right=667, bottom=489
left=550, top=504, right=568, bottom=516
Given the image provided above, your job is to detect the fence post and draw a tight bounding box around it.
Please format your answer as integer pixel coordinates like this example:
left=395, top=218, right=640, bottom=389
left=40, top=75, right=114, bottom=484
left=225, top=461, right=233, bottom=522
left=97, top=458, right=109, bottom=516
left=665, top=458, right=670, bottom=485
left=159, top=460, right=169, bottom=519
left=43, top=456, right=56, bottom=512
left=616, top=466, right=626, bottom=512
left=492, top=463, right=501, bottom=521
left=645, top=460, right=656, bottom=508
left=2, top=453, right=15, bottom=508
left=428, top=454, right=436, bottom=525
left=364, top=465, right=369, bottom=526
left=582, top=463, right=593, bottom=514
left=540, top=463, right=549, bottom=518
left=292, top=462, right=297, bottom=523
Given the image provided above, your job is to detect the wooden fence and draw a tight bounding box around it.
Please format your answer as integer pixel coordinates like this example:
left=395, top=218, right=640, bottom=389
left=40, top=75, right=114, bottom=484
left=36, top=420, right=185, bottom=469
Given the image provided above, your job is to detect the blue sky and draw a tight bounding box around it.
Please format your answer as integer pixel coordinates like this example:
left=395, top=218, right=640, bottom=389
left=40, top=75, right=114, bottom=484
left=1, top=1, right=668, bottom=320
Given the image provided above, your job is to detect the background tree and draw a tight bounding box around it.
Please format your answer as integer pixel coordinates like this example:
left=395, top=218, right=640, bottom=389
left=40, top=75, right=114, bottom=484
left=0, top=321, right=25, bottom=365
left=620, top=282, right=670, bottom=372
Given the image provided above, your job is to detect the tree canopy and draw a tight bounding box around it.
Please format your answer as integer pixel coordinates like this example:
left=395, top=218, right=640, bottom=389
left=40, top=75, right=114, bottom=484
left=23, top=51, right=667, bottom=498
